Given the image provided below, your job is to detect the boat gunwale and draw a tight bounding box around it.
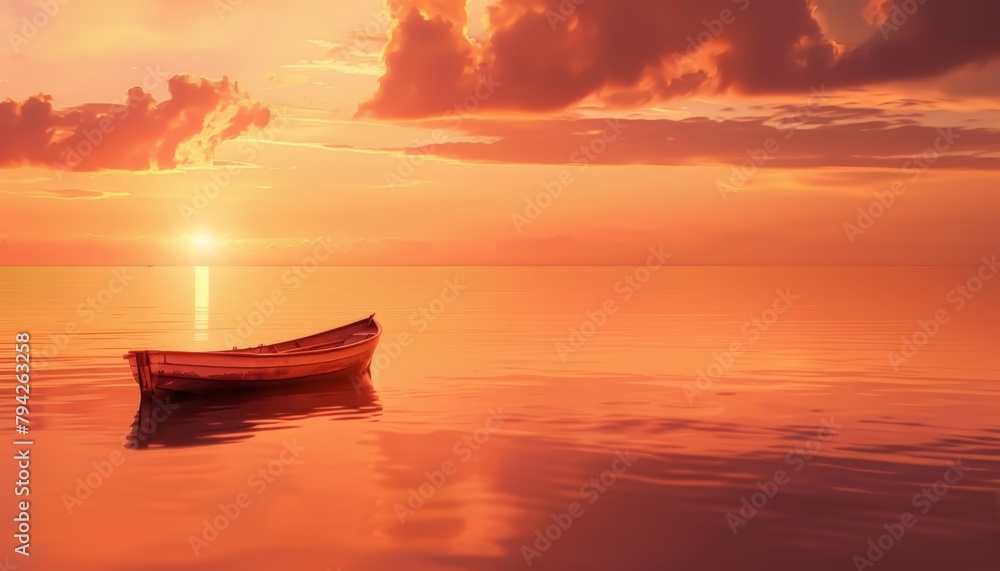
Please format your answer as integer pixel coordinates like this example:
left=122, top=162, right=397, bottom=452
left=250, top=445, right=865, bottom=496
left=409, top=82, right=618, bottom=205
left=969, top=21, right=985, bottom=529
left=123, top=315, right=381, bottom=360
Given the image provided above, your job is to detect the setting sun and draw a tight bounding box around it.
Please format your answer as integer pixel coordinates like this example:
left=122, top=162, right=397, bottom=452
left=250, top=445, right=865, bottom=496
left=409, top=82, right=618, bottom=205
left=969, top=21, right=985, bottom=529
left=191, top=234, right=214, bottom=249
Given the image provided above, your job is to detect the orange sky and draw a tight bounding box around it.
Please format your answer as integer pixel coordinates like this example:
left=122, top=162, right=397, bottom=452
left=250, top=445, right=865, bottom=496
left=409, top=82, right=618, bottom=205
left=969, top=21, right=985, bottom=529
left=1, top=0, right=998, bottom=265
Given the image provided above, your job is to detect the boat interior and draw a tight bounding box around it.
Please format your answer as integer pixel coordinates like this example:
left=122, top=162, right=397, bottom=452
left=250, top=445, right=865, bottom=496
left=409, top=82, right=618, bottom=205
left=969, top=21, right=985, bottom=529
left=231, top=315, right=379, bottom=354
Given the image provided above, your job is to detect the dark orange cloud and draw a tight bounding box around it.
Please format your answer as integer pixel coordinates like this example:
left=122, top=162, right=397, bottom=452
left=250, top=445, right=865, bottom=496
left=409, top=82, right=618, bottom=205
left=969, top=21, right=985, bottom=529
left=359, top=0, right=1000, bottom=118
left=0, top=75, right=270, bottom=172
left=377, top=110, right=1000, bottom=170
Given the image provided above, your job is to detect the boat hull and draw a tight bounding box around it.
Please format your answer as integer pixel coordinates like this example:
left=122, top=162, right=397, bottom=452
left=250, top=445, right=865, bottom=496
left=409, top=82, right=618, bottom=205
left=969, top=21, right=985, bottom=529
left=124, top=316, right=380, bottom=394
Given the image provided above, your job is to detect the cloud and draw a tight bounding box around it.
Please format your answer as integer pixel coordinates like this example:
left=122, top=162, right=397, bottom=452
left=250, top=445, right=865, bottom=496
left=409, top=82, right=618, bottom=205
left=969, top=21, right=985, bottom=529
left=359, top=0, right=1000, bottom=118
left=358, top=2, right=482, bottom=118
left=0, top=74, right=270, bottom=171
left=0, top=188, right=130, bottom=200
left=373, top=106, right=1000, bottom=170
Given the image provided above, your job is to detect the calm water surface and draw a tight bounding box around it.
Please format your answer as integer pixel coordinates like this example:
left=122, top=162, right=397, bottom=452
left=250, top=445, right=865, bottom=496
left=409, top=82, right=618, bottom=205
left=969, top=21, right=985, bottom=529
left=1, top=266, right=998, bottom=570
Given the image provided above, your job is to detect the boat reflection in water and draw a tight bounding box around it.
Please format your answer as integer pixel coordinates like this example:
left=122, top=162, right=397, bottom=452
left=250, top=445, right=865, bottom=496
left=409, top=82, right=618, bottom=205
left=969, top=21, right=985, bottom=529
left=125, top=374, right=381, bottom=449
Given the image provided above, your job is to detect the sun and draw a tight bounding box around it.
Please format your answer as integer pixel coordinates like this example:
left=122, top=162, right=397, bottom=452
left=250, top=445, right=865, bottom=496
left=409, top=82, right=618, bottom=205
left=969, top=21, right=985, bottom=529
left=192, top=233, right=214, bottom=249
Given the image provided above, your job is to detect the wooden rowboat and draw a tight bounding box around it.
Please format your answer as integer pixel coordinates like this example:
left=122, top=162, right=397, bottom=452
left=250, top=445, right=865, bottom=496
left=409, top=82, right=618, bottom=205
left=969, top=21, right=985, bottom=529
left=124, top=314, right=381, bottom=395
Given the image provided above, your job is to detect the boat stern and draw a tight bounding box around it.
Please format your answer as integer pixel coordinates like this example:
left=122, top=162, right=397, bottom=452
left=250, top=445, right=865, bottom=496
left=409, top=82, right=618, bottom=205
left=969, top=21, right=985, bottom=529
left=123, top=351, right=156, bottom=394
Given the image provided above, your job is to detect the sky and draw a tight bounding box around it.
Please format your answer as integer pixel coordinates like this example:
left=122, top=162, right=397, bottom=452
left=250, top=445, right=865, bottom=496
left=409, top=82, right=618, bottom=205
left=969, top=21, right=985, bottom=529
left=0, top=0, right=998, bottom=265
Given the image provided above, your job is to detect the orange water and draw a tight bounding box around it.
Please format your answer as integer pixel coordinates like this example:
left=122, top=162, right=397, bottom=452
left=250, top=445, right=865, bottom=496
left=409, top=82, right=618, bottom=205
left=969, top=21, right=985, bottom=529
left=1, top=266, right=998, bottom=570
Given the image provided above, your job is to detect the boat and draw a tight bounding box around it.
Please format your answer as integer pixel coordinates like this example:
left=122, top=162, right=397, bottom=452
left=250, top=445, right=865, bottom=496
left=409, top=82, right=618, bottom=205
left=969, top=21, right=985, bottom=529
left=123, top=314, right=381, bottom=395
